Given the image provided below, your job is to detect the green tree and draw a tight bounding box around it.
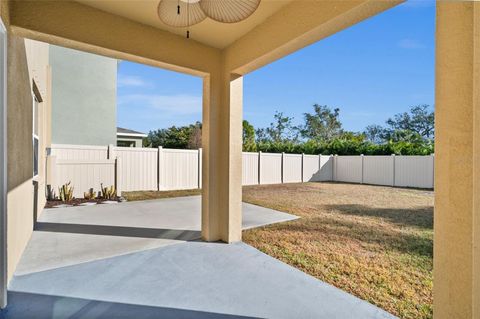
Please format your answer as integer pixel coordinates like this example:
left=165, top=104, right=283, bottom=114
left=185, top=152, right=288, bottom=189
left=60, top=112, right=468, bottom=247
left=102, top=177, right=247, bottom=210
left=386, top=104, right=434, bottom=139
left=265, top=111, right=299, bottom=143
left=146, top=121, right=202, bottom=149
left=187, top=123, right=202, bottom=149
left=364, top=124, right=387, bottom=144
left=243, top=120, right=257, bottom=152
left=301, top=104, right=343, bottom=142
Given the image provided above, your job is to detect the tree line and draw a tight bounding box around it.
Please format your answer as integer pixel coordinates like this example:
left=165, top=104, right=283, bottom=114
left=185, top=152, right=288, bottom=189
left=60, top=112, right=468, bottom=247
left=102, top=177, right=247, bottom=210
left=144, top=104, right=434, bottom=155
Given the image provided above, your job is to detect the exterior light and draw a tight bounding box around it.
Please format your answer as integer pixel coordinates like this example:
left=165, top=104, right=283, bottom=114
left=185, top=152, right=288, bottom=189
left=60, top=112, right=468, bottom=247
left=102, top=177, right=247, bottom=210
left=158, top=0, right=261, bottom=38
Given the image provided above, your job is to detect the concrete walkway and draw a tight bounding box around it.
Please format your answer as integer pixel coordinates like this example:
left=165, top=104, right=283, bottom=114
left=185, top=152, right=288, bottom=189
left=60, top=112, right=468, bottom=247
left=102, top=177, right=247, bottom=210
left=5, top=196, right=396, bottom=319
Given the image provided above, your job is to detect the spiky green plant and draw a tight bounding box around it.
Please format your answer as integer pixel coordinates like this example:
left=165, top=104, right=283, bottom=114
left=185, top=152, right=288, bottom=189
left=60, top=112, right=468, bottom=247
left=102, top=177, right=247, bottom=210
left=46, top=185, right=56, bottom=201
left=100, top=183, right=117, bottom=200
left=58, top=182, right=74, bottom=202
left=84, top=188, right=96, bottom=200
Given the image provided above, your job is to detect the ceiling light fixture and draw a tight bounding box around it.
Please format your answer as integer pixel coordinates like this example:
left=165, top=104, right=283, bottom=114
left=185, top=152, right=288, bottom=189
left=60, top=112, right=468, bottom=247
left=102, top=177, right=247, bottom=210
left=158, top=0, right=261, bottom=38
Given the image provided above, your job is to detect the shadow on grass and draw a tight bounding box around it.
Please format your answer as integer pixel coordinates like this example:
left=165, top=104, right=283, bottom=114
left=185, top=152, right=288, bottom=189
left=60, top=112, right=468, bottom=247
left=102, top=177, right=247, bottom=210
left=325, top=204, right=433, bottom=230
left=266, top=207, right=433, bottom=259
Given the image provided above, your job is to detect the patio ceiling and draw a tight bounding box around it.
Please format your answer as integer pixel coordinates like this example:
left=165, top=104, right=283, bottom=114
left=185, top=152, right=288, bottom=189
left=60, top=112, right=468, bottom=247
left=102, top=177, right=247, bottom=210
left=7, top=0, right=401, bottom=75
left=77, top=0, right=293, bottom=49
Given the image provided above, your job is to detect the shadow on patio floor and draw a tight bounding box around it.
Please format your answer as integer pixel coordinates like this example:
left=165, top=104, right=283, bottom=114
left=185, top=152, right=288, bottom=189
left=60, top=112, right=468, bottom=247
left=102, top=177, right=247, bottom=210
left=1, top=291, right=261, bottom=319
left=35, top=222, right=201, bottom=241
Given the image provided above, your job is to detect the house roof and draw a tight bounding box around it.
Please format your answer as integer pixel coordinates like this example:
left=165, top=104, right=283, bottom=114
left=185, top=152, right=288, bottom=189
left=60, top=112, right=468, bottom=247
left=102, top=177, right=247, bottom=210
left=117, top=127, right=147, bottom=138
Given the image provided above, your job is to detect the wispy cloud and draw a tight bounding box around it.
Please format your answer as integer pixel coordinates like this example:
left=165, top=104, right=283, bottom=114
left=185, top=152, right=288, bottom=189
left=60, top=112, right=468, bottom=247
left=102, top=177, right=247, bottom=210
left=397, top=38, right=426, bottom=49
left=117, top=74, right=151, bottom=88
left=118, top=93, right=202, bottom=116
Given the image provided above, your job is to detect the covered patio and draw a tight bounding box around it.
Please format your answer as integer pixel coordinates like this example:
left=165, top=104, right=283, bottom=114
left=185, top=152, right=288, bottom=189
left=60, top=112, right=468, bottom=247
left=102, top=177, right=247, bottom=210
left=6, top=197, right=393, bottom=319
left=0, top=0, right=479, bottom=318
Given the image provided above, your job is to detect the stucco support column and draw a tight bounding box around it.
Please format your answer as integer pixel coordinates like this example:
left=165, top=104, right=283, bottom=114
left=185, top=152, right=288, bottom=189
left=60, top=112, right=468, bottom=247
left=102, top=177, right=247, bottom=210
left=202, top=71, right=243, bottom=243
left=434, top=2, right=480, bottom=318
left=202, top=72, right=243, bottom=243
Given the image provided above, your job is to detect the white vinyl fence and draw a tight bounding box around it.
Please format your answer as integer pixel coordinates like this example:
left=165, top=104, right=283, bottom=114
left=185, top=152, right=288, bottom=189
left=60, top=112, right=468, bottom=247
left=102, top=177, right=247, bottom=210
left=333, top=154, right=434, bottom=188
left=47, top=144, right=434, bottom=197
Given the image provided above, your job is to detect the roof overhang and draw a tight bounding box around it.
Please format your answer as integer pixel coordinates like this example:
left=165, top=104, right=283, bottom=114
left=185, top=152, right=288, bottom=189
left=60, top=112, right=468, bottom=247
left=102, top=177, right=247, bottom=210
left=117, top=132, right=148, bottom=138
left=6, top=0, right=403, bottom=77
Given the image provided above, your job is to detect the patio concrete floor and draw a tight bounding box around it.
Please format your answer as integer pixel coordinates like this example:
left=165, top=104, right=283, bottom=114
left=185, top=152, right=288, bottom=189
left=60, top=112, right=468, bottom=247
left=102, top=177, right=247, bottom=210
left=5, top=196, right=396, bottom=319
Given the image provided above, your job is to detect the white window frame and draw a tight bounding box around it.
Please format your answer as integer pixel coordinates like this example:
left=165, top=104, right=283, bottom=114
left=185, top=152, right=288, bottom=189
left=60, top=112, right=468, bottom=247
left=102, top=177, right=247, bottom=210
left=0, top=17, right=7, bottom=309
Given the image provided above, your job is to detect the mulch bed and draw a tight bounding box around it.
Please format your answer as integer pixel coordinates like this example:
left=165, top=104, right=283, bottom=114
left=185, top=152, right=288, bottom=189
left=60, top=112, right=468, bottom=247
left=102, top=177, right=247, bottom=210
left=45, top=197, right=123, bottom=209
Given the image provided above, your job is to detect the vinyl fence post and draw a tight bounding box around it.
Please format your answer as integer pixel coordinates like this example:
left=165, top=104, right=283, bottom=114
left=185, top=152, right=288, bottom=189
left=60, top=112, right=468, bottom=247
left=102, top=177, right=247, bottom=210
left=115, top=157, right=122, bottom=196
left=198, top=148, right=202, bottom=189
left=392, top=154, right=396, bottom=187
left=334, top=154, right=338, bottom=181
left=360, top=154, right=364, bottom=184
left=258, top=151, right=262, bottom=185
left=301, top=153, right=305, bottom=183
left=108, top=144, right=115, bottom=160
left=318, top=154, right=322, bottom=182
left=281, top=152, right=285, bottom=183
left=158, top=146, right=163, bottom=191
left=330, top=154, right=334, bottom=181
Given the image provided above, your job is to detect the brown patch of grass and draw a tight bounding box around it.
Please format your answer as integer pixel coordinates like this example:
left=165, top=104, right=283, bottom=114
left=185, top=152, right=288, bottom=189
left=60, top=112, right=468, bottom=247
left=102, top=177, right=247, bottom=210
left=242, top=182, right=433, bottom=319
left=123, top=189, right=201, bottom=201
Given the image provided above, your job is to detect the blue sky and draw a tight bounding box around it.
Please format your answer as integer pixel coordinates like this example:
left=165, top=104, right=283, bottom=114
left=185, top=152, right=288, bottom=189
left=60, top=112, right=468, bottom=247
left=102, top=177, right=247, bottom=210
left=117, top=0, right=435, bottom=134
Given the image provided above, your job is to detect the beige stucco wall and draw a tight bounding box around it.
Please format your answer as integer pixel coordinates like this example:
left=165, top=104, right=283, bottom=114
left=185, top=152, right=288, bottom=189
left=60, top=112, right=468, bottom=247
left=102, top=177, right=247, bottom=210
left=6, top=35, right=50, bottom=281
left=434, top=2, right=480, bottom=318
left=6, top=34, right=34, bottom=281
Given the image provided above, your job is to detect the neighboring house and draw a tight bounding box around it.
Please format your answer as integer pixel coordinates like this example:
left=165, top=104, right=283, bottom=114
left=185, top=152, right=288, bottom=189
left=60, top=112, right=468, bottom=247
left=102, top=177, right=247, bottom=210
left=117, top=127, right=147, bottom=148
left=49, top=45, right=117, bottom=146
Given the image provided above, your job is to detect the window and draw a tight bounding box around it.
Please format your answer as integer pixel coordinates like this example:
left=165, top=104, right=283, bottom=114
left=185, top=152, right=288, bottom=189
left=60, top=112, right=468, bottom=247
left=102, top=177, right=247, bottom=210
left=33, top=95, right=39, bottom=177
left=117, top=140, right=136, bottom=147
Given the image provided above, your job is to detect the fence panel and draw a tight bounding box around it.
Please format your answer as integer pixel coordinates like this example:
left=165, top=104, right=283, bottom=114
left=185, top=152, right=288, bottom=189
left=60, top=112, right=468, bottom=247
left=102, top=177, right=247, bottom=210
left=318, top=155, right=334, bottom=181
left=50, top=144, right=107, bottom=161
left=363, top=156, right=394, bottom=186
left=52, top=159, right=116, bottom=198
left=303, top=155, right=319, bottom=182
left=260, top=153, right=282, bottom=184
left=242, top=152, right=259, bottom=185
left=159, top=148, right=199, bottom=190
left=394, top=155, right=434, bottom=188
left=114, top=147, right=158, bottom=191
left=283, top=154, right=302, bottom=183
left=334, top=156, right=363, bottom=183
